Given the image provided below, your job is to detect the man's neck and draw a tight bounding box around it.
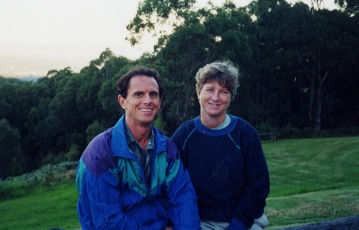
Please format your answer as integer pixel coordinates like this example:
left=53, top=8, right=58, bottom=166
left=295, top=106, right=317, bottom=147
left=125, top=119, right=152, bottom=150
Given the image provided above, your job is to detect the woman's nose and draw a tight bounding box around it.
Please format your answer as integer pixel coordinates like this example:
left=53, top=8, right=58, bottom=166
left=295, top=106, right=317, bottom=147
left=211, top=91, right=219, bottom=100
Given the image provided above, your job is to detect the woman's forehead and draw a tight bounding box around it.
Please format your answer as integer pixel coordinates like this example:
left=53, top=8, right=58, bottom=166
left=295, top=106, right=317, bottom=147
left=203, top=79, right=227, bottom=88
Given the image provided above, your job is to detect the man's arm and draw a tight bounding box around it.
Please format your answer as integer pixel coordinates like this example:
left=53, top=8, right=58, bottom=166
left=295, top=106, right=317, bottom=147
left=76, top=159, right=166, bottom=230
left=164, top=139, right=200, bottom=230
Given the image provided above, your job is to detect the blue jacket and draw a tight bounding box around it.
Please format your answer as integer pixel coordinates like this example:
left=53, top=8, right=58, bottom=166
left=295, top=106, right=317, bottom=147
left=76, top=116, right=200, bottom=229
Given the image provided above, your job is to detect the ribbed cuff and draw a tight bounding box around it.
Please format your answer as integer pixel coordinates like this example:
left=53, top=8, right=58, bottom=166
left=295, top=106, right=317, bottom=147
left=227, top=218, right=247, bottom=230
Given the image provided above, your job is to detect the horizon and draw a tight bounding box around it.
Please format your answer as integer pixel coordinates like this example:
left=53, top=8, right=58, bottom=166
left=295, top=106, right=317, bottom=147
left=0, top=0, right=338, bottom=79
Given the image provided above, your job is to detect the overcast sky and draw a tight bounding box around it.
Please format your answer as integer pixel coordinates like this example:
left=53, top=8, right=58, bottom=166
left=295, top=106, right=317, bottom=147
left=0, top=0, right=337, bottom=78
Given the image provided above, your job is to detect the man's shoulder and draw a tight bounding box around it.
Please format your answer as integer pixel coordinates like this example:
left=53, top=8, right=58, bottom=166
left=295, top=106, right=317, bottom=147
left=151, top=126, right=180, bottom=161
left=81, top=127, right=118, bottom=178
left=87, top=127, right=113, bottom=150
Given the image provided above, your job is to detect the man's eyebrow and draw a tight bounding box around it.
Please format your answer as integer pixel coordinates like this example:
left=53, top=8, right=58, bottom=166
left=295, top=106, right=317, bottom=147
left=132, top=90, right=143, bottom=95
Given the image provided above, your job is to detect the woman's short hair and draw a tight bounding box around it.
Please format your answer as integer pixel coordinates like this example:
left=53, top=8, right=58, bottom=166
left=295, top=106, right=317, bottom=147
left=116, top=66, right=163, bottom=99
left=195, top=61, right=239, bottom=99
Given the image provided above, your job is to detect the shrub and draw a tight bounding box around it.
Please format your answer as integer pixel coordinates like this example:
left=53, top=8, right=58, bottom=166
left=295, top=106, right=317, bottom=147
left=0, top=161, right=78, bottom=201
left=65, top=144, right=81, bottom=161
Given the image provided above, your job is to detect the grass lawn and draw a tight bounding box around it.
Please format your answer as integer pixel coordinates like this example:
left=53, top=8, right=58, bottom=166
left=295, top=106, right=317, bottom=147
left=0, top=183, right=80, bottom=230
left=0, top=136, right=358, bottom=229
left=263, top=136, right=359, bottom=229
left=265, top=186, right=359, bottom=229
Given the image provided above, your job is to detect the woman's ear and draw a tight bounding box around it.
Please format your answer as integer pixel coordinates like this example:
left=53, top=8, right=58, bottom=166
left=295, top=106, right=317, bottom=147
left=196, top=88, right=200, bottom=98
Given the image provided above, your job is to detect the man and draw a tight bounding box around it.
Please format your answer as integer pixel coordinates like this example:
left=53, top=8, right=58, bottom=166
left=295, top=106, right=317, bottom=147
left=76, top=67, right=200, bottom=230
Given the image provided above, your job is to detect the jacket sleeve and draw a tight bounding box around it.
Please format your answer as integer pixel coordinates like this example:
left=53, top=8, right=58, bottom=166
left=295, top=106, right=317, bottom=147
left=164, top=139, right=201, bottom=230
left=76, top=159, right=166, bottom=230
left=229, top=128, right=270, bottom=229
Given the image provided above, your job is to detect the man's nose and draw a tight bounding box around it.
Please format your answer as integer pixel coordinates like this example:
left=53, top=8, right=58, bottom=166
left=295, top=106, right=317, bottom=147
left=143, top=94, right=152, bottom=103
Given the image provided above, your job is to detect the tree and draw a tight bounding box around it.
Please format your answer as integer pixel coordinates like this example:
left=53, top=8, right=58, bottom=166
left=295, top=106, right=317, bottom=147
left=0, top=119, right=23, bottom=179
left=48, top=73, right=81, bottom=151
left=85, top=121, right=106, bottom=144
left=126, top=0, right=196, bottom=45
left=253, top=0, right=358, bottom=130
left=128, top=1, right=257, bottom=133
left=90, top=48, right=116, bottom=80
left=154, top=12, right=211, bottom=130
left=335, top=0, right=359, bottom=15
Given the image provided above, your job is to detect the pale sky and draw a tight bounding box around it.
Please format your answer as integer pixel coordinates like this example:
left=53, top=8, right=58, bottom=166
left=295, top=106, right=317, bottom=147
left=0, top=0, right=337, bottom=78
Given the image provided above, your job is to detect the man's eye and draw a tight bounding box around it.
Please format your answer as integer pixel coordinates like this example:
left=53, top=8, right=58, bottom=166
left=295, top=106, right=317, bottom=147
left=135, top=92, right=142, bottom=96
left=150, top=92, right=158, bottom=97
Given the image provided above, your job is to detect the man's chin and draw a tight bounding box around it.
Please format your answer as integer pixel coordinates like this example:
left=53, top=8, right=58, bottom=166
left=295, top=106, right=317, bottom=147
left=140, top=116, right=157, bottom=126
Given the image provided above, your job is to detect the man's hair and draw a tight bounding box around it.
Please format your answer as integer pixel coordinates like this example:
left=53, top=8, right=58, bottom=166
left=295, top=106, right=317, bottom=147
left=195, top=61, right=239, bottom=99
left=116, top=66, right=163, bottom=99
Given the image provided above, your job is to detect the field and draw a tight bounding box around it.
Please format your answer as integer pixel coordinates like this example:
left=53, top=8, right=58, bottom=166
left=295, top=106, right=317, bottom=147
left=263, top=136, right=359, bottom=229
left=1, top=136, right=358, bottom=229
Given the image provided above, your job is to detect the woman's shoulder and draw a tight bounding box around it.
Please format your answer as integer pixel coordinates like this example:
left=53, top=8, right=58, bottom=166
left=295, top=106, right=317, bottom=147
left=229, top=115, right=257, bottom=134
left=171, top=118, right=197, bottom=142
left=175, top=118, right=196, bottom=133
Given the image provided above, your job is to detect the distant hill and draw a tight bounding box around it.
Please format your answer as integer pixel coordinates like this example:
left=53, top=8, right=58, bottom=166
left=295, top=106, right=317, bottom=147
left=0, top=76, right=38, bottom=86
left=18, top=76, right=39, bottom=82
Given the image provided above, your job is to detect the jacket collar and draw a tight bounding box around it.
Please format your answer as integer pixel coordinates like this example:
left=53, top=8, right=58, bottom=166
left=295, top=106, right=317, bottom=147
left=111, top=115, right=166, bottom=158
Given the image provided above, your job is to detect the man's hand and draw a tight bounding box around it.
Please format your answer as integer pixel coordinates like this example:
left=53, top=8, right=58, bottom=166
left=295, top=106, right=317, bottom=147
left=165, top=227, right=173, bottom=230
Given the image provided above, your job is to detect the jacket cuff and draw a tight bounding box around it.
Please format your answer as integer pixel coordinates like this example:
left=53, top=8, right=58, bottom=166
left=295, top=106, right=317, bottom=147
left=227, top=218, right=247, bottom=230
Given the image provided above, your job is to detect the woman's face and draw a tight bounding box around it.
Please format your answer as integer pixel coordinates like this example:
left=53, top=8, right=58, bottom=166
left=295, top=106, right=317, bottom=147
left=197, top=80, right=231, bottom=121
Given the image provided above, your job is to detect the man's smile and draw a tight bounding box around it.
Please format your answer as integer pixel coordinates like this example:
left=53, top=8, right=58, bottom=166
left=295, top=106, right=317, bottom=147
left=140, top=108, right=153, bottom=112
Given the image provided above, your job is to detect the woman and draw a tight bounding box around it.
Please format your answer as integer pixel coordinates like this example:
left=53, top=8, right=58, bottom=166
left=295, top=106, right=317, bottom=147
left=172, top=61, right=270, bottom=230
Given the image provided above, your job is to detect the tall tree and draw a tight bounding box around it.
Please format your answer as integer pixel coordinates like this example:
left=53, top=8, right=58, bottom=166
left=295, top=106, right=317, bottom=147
left=128, top=1, right=257, bottom=132
left=335, top=0, right=359, bottom=15
left=126, top=0, right=196, bottom=45
left=254, top=0, right=358, bottom=130
left=0, top=119, right=23, bottom=179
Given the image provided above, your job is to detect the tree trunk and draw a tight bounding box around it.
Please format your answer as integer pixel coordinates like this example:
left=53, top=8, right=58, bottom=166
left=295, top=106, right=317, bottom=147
left=315, top=70, right=329, bottom=131
left=309, top=73, right=315, bottom=127
left=315, top=73, right=322, bottom=131
left=256, top=83, right=260, bottom=126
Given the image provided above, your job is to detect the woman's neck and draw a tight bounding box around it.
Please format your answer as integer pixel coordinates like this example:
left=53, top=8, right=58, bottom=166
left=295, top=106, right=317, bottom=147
left=200, top=113, right=227, bottom=129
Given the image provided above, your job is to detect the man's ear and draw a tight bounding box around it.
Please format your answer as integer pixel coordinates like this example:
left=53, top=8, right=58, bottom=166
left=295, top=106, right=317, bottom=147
left=118, top=95, right=126, bottom=110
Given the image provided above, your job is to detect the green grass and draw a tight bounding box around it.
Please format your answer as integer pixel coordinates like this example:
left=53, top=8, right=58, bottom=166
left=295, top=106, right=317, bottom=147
left=264, top=136, right=359, bottom=197
left=0, top=136, right=358, bottom=229
left=262, top=136, right=359, bottom=229
left=265, top=186, right=359, bottom=229
left=0, top=183, right=80, bottom=230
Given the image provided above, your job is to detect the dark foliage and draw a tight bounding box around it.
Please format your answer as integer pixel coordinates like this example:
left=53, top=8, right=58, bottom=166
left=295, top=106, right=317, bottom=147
left=1, top=1, right=359, bottom=178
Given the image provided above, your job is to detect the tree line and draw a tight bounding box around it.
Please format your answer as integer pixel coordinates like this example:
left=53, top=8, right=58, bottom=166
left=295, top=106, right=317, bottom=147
left=1, top=0, right=358, bottom=179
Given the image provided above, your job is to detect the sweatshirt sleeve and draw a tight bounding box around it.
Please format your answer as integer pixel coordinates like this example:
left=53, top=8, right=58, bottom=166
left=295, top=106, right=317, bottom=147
left=164, top=138, right=201, bottom=230
left=231, top=126, right=270, bottom=229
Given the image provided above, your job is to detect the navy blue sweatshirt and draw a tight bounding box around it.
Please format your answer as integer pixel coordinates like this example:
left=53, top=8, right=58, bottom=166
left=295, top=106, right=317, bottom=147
left=172, top=115, right=270, bottom=229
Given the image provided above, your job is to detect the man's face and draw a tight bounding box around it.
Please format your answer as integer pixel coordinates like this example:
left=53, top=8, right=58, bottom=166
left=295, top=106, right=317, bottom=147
left=118, top=75, right=162, bottom=128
